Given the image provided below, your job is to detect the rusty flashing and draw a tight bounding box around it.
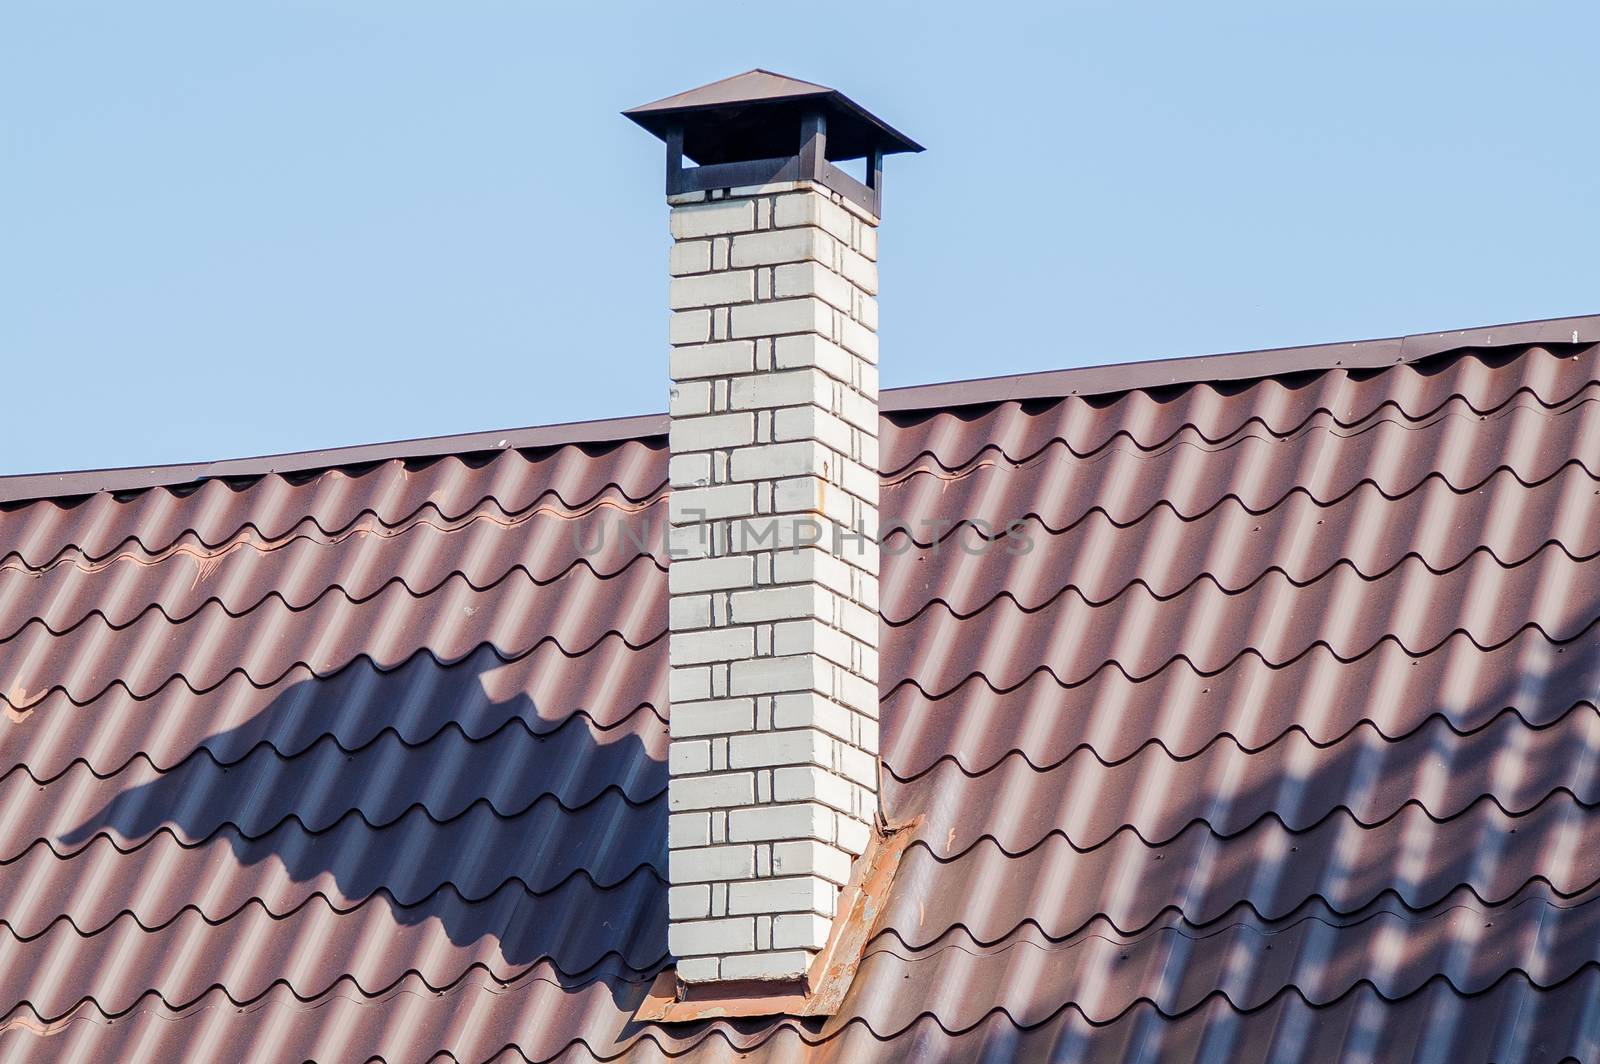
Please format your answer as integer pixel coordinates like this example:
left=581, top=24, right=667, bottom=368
left=636, top=819, right=917, bottom=1022
left=2, top=313, right=1595, bottom=506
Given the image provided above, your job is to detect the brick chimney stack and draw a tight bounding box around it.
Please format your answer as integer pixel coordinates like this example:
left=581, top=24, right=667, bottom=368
left=626, top=70, right=920, bottom=989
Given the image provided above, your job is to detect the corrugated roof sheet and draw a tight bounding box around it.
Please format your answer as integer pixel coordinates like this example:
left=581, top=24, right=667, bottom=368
left=1, top=319, right=1598, bottom=1062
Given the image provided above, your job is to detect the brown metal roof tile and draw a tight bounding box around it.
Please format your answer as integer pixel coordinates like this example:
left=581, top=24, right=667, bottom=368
left=2, top=325, right=1598, bottom=1060
left=2, top=636, right=665, bottom=783
left=880, top=342, right=1600, bottom=476
left=886, top=705, right=1600, bottom=862
left=882, top=787, right=1600, bottom=955
left=847, top=882, right=1600, bottom=1029
left=879, top=620, right=1600, bottom=780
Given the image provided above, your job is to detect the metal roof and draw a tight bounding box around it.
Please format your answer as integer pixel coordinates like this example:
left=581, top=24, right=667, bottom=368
left=0, top=321, right=1597, bottom=1061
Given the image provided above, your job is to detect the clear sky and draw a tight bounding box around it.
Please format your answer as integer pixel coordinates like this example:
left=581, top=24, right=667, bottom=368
left=3, top=2, right=1596, bottom=477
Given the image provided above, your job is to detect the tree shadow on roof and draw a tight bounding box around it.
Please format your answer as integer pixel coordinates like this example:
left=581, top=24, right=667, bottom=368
left=58, top=650, right=668, bottom=1015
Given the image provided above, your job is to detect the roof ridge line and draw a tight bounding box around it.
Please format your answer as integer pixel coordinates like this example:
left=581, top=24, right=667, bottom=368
left=2, top=312, right=1594, bottom=504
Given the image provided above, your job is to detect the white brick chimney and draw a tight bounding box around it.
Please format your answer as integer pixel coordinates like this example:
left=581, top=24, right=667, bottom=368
left=626, top=71, right=919, bottom=990
left=664, top=182, right=880, bottom=986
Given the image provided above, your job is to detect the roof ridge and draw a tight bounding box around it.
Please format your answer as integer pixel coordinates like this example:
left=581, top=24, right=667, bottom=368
left=1, top=313, right=1594, bottom=503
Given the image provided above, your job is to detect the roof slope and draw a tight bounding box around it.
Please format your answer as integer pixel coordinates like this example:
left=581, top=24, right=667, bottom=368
left=1, top=320, right=1598, bottom=1061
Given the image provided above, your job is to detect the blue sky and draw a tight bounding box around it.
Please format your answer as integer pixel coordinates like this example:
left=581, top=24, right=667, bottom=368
left=3, top=1, right=1596, bottom=476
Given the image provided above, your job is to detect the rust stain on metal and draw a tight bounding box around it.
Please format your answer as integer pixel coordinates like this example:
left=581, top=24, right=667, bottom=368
left=5, top=684, right=34, bottom=721
left=635, top=817, right=918, bottom=1023
left=801, top=816, right=917, bottom=1017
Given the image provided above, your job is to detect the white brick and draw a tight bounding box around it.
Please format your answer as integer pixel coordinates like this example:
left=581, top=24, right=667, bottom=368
left=769, top=476, right=828, bottom=521
left=729, top=654, right=829, bottom=697
left=669, top=739, right=711, bottom=775
left=768, top=479, right=862, bottom=531
left=730, top=298, right=832, bottom=340
left=836, top=190, right=879, bottom=225
left=838, top=246, right=877, bottom=294
left=729, top=367, right=831, bottom=410
left=772, top=692, right=854, bottom=742
left=728, top=441, right=830, bottom=482
left=772, top=333, right=855, bottom=382
left=669, top=379, right=712, bottom=417
left=667, top=523, right=709, bottom=561
left=727, top=801, right=834, bottom=843
left=670, top=269, right=755, bottom=309
left=669, top=772, right=754, bottom=811
left=854, top=642, right=879, bottom=684
left=858, top=431, right=880, bottom=471
left=773, top=765, right=855, bottom=812
left=836, top=815, right=872, bottom=856
left=669, top=665, right=710, bottom=703
left=855, top=292, right=878, bottom=331
left=670, top=340, right=755, bottom=380
left=669, top=594, right=711, bottom=631
left=857, top=715, right=880, bottom=753
left=729, top=728, right=830, bottom=770
left=671, top=199, right=756, bottom=239
left=771, top=840, right=853, bottom=885
left=730, top=226, right=833, bottom=267
left=838, top=315, right=877, bottom=362
left=771, top=619, right=854, bottom=668
left=670, top=411, right=755, bottom=452
left=772, top=190, right=852, bottom=242
left=839, top=599, right=879, bottom=645
left=669, top=483, right=754, bottom=525
left=727, top=876, right=835, bottom=916
left=773, top=913, right=834, bottom=951
left=669, top=812, right=710, bottom=849
left=769, top=547, right=870, bottom=603
left=668, top=555, right=753, bottom=594
left=858, top=222, right=878, bottom=260
left=854, top=783, right=879, bottom=822
left=676, top=956, right=720, bottom=983
left=729, top=584, right=831, bottom=625
left=718, top=951, right=811, bottom=982
left=773, top=261, right=855, bottom=314
left=837, top=744, right=877, bottom=788
left=858, top=357, right=879, bottom=399
left=669, top=844, right=756, bottom=883
left=670, top=240, right=711, bottom=276
left=669, top=884, right=711, bottom=919
left=772, top=405, right=854, bottom=452
left=838, top=459, right=879, bottom=511
left=837, top=385, right=877, bottom=432
left=669, top=309, right=711, bottom=345
left=668, top=916, right=754, bottom=957
left=671, top=698, right=755, bottom=738
left=671, top=625, right=755, bottom=666
left=668, top=452, right=711, bottom=488
left=726, top=515, right=786, bottom=553
left=837, top=670, right=879, bottom=720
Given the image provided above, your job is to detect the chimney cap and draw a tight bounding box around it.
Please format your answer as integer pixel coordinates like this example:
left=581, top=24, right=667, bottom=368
left=624, top=69, right=923, bottom=165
